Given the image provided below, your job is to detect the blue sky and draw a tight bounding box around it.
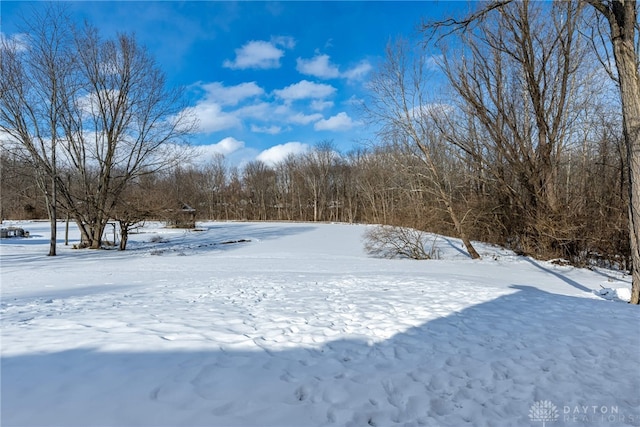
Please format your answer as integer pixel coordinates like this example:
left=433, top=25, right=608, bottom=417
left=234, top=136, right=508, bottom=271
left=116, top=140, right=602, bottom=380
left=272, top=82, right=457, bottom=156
left=1, top=1, right=471, bottom=166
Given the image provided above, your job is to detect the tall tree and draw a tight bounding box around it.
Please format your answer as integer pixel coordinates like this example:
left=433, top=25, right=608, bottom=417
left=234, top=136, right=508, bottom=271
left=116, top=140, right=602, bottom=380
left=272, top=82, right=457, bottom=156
left=0, top=6, right=77, bottom=255
left=584, top=0, right=639, bottom=304
left=302, top=141, right=339, bottom=223
left=63, top=24, right=194, bottom=248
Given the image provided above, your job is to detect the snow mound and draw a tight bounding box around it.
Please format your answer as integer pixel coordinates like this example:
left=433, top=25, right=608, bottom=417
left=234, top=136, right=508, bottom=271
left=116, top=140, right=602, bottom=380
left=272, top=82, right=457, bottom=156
left=596, top=286, right=632, bottom=302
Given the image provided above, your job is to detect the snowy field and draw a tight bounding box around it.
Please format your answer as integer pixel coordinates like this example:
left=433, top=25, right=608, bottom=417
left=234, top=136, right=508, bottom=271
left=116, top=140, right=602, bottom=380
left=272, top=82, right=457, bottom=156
left=1, top=220, right=639, bottom=427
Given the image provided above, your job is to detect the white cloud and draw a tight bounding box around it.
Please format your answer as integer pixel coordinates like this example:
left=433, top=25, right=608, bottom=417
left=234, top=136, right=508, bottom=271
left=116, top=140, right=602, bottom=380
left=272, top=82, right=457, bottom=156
left=287, top=112, right=323, bottom=125
left=257, top=142, right=309, bottom=166
left=410, top=103, right=455, bottom=119
left=314, top=112, right=356, bottom=131
left=181, top=75, right=352, bottom=139
left=310, top=100, right=334, bottom=111
left=186, top=137, right=254, bottom=167
left=426, top=54, right=444, bottom=70
left=271, top=104, right=322, bottom=125
left=202, top=82, right=264, bottom=106
left=344, top=95, right=364, bottom=106
left=0, top=32, right=28, bottom=52
left=0, top=130, right=21, bottom=149
left=271, top=35, right=296, bottom=49
left=185, top=102, right=240, bottom=133
left=184, top=82, right=269, bottom=133
left=296, top=54, right=372, bottom=82
left=342, top=60, right=373, bottom=81
left=199, top=137, right=245, bottom=157
left=223, top=37, right=294, bottom=70
left=251, top=124, right=282, bottom=135
left=235, top=102, right=271, bottom=120
left=274, top=80, right=336, bottom=102
left=223, top=40, right=283, bottom=69
left=296, top=54, right=340, bottom=79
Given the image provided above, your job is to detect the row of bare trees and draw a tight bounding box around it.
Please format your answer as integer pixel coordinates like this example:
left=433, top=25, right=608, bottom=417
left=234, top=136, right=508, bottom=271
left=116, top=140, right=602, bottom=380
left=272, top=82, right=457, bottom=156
left=1, top=130, right=629, bottom=266
left=426, top=0, right=639, bottom=303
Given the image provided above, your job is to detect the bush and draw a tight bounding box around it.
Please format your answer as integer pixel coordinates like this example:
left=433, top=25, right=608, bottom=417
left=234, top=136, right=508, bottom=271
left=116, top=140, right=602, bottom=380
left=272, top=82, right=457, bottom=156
left=363, top=225, right=436, bottom=260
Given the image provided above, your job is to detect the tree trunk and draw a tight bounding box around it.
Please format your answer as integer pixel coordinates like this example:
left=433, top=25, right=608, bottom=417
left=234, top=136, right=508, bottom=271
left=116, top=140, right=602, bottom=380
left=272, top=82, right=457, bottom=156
left=47, top=190, right=57, bottom=256
left=619, top=67, right=640, bottom=304
left=65, top=213, right=69, bottom=246
left=606, top=0, right=640, bottom=304
left=48, top=140, right=57, bottom=256
left=445, top=199, right=481, bottom=259
left=313, top=185, right=319, bottom=222
left=38, top=172, right=57, bottom=256
left=89, top=220, right=106, bottom=249
left=119, top=225, right=128, bottom=251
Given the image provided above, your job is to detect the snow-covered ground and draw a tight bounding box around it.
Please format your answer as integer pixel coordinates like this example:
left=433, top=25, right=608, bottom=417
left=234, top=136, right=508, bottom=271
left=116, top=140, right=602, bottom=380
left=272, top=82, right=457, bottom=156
left=1, top=220, right=639, bottom=427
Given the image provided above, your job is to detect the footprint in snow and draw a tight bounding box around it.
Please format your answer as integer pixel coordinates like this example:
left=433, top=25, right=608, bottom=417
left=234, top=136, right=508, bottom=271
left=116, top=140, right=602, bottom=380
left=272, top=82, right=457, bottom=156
left=294, top=386, right=308, bottom=401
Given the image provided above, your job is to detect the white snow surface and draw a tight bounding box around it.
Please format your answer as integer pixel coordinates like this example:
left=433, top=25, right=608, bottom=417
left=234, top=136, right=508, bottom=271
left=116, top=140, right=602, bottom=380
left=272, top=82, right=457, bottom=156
left=1, top=221, right=639, bottom=427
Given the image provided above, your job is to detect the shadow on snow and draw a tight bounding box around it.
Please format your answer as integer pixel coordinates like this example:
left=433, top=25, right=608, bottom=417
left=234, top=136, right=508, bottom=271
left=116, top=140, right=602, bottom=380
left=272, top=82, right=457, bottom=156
left=0, top=223, right=317, bottom=265
left=2, top=286, right=639, bottom=427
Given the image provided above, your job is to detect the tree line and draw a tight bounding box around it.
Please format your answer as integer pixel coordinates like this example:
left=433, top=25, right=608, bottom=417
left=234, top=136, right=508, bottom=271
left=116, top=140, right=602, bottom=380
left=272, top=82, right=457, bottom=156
left=1, top=130, right=629, bottom=268
left=1, top=1, right=638, bottom=303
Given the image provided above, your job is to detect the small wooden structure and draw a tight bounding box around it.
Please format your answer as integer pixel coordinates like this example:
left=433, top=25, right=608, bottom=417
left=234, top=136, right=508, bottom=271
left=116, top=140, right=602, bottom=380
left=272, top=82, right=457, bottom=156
left=0, top=227, right=29, bottom=238
left=167, top=203, right=196, bottom=229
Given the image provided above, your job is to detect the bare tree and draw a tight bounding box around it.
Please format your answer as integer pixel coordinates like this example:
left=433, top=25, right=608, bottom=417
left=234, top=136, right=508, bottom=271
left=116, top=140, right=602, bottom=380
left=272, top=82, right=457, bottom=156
left=62, top=24, right=194, bottom=248
left=350, top=147, right=391, bottom=224
left=0, top=5, right=77, bottom=255
left=201, top=153, right=228, bottom=220
left=113, top=175, right=161, bottom=250
left=243, top=160, right=276, bottom=221
left=0, top=150, right=45, bottom=219
left=300, top=141, right=339, bottom=222
left=365, top=38, right=481, bottom=259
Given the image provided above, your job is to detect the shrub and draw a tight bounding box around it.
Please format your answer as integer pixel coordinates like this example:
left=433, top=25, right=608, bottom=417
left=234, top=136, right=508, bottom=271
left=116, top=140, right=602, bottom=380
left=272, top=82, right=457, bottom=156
left=363, top=225, right=436, bottom=260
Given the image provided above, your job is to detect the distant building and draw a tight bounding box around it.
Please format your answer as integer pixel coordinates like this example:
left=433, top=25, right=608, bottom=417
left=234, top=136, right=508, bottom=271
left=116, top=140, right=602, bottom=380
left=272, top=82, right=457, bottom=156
left=166, top=203, right=196, bottom=228
left=0, top=227, right=29, bottom=238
